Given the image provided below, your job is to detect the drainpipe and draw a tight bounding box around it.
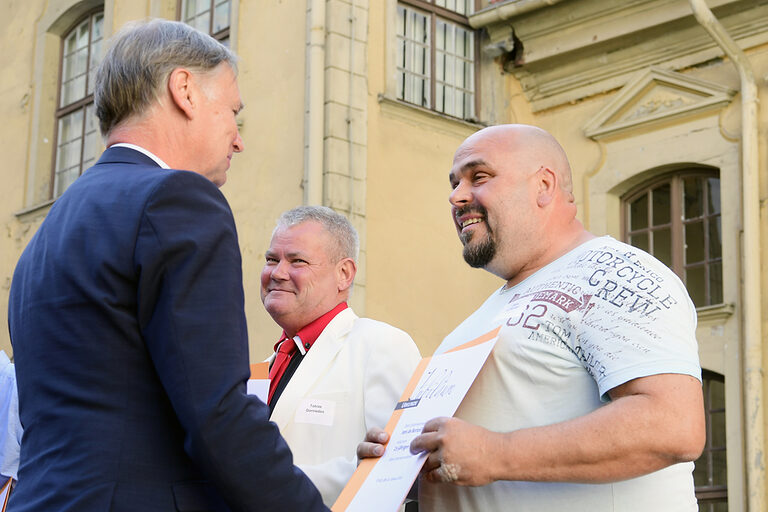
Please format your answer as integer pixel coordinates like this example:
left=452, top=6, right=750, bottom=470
left=689, top=1, right=763, bottom=510
left=306, top=0, right=326, bottom=205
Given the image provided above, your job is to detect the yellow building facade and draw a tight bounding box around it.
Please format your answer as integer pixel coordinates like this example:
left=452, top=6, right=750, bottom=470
left=1, top=0, right=767, bottom=509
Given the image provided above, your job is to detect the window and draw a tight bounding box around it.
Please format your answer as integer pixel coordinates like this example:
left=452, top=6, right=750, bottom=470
left=623, top=170, right=722, bottom=307
left=396, top=0, right=477, bottom=120
left=53, top=10, right=104, bottom=198
left=694, top=370, right=727, bottom=511
left=181, top=0, right=231, bottom=44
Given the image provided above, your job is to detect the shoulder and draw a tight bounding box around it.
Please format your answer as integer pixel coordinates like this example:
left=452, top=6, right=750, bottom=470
left=574, top=237, right=691, bottom=302
left=348, top=317, right=421, bottom=362
left=150, top=169, right=224, bottom=198
left=142, top=170, right=232, bottom=221
left=351, top=316, right=414, bottom=342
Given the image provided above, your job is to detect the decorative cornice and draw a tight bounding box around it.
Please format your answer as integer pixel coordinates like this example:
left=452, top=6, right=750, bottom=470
left=470, top=0, right=768, bottom=111
left=584, top=67, right=736, bottom=139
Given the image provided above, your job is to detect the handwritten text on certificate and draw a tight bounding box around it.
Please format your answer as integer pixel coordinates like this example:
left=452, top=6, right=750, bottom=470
left=333, top=327, right=500, bottom=512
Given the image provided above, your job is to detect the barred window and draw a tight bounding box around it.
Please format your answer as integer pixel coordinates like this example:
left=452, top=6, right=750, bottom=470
left=181, top=0, right=232, bottom=44
left=396, top=0, right=476, bottom=120
left=53, top=10, right=104, bottom=198
left=623, top=170, right=722, bottom=307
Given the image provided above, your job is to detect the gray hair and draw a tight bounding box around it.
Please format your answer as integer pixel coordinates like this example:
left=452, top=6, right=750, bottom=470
left=94, top=19, right=237, bottom=137
left=276, top=206, right=359, bottom=262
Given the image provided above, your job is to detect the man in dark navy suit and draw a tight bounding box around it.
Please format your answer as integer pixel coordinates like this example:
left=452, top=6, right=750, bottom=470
left=7, top=19, right=325, bottom=512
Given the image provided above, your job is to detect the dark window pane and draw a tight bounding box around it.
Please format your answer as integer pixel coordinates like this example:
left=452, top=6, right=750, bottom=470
left=709, top=216, right=722, bottom=259
left=652, top=183, right=671, bottom=225
left=685, top=221, right=705, bottom=263
left=708, top=178, right=721, bottom=215
left=686, top=265, right=705, bottom=307
left=710, top=378, right=725, bottom=409
left=714, top=503, right=728, bottom=512
left=630, top=232, right=649, bottom=253
left=712, top=450, right=727, bottom=486
left=653, top=228, right=672, bottom=268
left=709, top=261, right=723, bottom=305
left=630, top=194, right=648, bottom=231
left=712, top=411, right=726, bottom=447
left=684, top=176, right=704, bottom=219
left=693, top=456, right=709, bottom=487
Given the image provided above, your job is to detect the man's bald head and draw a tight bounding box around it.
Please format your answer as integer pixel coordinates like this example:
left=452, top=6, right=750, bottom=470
left=455, top=124, right=573, bottom=196
left=449, top=124, right=587, bottom=283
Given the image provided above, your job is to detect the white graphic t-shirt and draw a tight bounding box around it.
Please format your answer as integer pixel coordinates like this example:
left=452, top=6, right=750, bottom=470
left=420, top=236, right=701, bottom=512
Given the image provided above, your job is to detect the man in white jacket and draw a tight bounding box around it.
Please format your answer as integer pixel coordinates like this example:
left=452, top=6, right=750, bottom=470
left=261, top=206, right=421, bottom=506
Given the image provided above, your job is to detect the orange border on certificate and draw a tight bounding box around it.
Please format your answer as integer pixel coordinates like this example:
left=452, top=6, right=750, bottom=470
left=0, top=478, right=12, bottom=512
left=332, top=326, right=500, bottom=511
left=249, top=362, right=269, bottom=379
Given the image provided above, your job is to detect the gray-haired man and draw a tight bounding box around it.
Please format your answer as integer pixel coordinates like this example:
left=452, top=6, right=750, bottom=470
left=262, top=206, right=421, bottom=507
left=8, top=19, right=325, bottom=511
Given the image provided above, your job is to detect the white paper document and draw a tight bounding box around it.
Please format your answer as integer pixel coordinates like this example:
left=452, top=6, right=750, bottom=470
left=332, top=327, right=500, bottom=512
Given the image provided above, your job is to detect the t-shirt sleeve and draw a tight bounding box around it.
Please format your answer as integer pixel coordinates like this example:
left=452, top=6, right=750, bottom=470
left=573, top=242, right=702, bottom=401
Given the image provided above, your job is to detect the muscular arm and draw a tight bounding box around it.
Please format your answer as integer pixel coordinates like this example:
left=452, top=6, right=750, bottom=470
left=410, top=372, right=704, bottom=486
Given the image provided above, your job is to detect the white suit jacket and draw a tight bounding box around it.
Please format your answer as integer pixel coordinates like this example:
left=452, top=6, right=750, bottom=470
left=269, top=308, right=421, bottom=506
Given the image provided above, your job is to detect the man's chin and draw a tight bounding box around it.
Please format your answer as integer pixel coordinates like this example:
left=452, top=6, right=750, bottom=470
left=462, top=240, right=496, bottom=268
left=263, top=296, right=293, bottom=315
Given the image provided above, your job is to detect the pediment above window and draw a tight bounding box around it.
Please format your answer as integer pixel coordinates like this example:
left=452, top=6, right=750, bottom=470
left=583, top=67, right=735, bottom=140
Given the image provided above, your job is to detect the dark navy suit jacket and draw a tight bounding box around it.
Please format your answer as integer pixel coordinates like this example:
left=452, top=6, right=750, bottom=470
left=7, top=147, right=326, bottom=511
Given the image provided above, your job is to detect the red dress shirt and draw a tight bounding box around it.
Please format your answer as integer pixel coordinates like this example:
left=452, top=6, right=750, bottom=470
left=268, top=302, right=348, bottom=405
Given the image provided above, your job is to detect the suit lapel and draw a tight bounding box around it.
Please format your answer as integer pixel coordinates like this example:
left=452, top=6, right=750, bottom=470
left=269, top=308, right=357, bottom=429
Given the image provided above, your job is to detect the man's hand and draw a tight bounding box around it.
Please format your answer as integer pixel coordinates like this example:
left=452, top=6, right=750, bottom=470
left=410, top=417, right=500, bottom=487
left=356, top=427, right=389, bottom=461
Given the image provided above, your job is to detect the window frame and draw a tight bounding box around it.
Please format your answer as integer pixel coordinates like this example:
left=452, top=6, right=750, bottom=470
left=397, top=0, right=481, bottom=120
left=693, top=369, right=728, bottom=509
left=178, top=0, right=232, bottom=42
left=621, top=169, right=722, bottom=308
left=50, top=7, right=104, bottom=199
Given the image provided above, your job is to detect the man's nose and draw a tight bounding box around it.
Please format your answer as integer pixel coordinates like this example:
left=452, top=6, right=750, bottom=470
left=233, top=131, right=244, bottom=153
left=270, top=260, right=289, bottom=280
left=449, top=180, right=471, bottom=206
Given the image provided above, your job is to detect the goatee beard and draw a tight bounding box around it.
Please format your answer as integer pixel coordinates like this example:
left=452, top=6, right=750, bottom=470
left=456, top=204, right=496, bottom=268
left=463, top=231, right=496, bottom=268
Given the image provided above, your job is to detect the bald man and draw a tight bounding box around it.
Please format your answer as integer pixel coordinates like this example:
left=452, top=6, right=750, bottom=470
left=360, top=125, right=704, bottom=511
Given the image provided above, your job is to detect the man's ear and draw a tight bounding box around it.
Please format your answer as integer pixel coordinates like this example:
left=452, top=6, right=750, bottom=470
left=336, top=258, right=357, bottom=292
left=535, top=166, right=558, bottom=207
left=168, top=68, right=196, bottom=119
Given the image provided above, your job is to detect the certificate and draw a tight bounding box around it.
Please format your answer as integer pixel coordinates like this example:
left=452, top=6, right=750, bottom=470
left=332, top=327, right=500, bottom=512
left=246, top=362, right=269, bottom=404
left=0, top=478, right=11, bottom=512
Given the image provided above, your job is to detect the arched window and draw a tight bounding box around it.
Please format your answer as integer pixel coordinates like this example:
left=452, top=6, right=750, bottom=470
left=694, top=370, right=727, bottom=510
left=181, top=0, right=231, bottom=45
left=622, top=170, right=722, bottom=307
left=52, top=10, right=104, bottom=198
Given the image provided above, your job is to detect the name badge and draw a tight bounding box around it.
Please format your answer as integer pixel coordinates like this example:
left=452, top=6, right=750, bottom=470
left=294, top=398, right=336, bottom=426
